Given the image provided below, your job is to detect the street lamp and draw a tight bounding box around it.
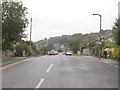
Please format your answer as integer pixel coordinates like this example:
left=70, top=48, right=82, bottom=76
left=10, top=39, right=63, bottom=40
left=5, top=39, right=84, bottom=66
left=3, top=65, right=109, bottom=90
left=30, top=18, right=32, bottom=55
left=93, top=13, right=102, bottom=60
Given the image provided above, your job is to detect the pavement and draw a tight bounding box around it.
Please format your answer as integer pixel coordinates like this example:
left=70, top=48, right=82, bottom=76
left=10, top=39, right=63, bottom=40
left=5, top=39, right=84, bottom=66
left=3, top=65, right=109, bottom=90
left=2, top=54, right=118, bottom=88
left=87, top=56, right=118, bottom=68
left=1, top=57, right=28, bottom=66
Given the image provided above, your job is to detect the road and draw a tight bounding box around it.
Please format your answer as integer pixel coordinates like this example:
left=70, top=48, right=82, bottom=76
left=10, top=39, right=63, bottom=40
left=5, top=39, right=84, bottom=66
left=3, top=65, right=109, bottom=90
left=2, top=54, right=118, bottom=88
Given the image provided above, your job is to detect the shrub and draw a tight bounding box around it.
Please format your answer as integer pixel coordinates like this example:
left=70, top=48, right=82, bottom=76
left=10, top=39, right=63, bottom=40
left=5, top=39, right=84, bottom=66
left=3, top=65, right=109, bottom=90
left=111, top=46, right=120, bottom=60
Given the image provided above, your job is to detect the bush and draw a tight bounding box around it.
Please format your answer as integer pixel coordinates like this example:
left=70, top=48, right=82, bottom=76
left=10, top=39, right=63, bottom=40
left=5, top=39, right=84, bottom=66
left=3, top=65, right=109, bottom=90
left=112, top=46, right=120, bottom=60
left=92, top=44, right=99, bottom=57
left=15, top=42, right=30, bottom=57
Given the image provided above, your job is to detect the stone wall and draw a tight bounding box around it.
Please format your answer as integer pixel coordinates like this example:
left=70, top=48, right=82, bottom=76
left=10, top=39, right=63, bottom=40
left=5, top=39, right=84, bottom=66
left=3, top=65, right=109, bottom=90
left=83, top=48, right=91, bottom=55
left=2, top=50, right=13, bottom=57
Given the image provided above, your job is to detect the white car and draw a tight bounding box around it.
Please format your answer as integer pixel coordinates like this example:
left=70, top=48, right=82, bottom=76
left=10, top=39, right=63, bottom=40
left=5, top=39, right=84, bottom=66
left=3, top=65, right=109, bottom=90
left=65, top=51, right=72, bottom=55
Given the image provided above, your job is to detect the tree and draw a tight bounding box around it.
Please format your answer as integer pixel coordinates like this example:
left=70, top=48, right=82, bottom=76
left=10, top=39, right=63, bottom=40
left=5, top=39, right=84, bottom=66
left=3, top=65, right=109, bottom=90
left=68, top=37, right=80, bottom=54
left=92, top=43, right=99, bottom=57
left=39, top=46, right=47, bottom=55
left=47, top=43, right=53, bottom=51
left=87, top=42, right=96, bottom=49
left=2, top=2, right=28, bottom=50
left=112, top=18, right=120, bottom=45
left=112, top=18, right=120, bottom=60
left=25, top=41, right=37, bottom=50
left=15, top=42, right=30, bottom=56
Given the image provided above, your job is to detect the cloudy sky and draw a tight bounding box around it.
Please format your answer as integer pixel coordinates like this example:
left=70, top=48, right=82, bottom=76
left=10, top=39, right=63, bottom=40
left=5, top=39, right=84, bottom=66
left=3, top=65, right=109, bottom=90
left=21, top=0, right=119, bottom=42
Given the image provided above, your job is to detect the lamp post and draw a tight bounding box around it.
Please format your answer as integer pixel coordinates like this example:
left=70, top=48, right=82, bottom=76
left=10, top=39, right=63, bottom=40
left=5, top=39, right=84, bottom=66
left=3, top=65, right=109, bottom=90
left=30, top=18, right=32, bottom=55
left=93, top=13, right=102, bottom=60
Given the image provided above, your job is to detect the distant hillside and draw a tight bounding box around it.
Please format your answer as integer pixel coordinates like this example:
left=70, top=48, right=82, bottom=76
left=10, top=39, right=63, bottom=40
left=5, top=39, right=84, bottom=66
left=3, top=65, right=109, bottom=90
left=35, top=30, right=112, bottom=49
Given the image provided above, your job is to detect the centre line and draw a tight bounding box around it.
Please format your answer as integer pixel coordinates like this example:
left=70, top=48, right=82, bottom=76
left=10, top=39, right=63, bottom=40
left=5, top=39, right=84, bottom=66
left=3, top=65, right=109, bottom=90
left=46, top=64, right=53, bottom=72
left=35, top=79, right=44, bottom=88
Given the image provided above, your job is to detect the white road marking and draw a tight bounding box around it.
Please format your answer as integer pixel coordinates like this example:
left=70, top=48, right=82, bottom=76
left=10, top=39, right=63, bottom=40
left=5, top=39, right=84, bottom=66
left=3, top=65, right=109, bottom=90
left=35, top=79, right=44, bottom=88
left=22, top=58, right=31, bottom=62
left=1, top=58, right=32, bottom=70
left=46, top=64, right=53, bottom=72
left=115, top=66, right=118, bottom=68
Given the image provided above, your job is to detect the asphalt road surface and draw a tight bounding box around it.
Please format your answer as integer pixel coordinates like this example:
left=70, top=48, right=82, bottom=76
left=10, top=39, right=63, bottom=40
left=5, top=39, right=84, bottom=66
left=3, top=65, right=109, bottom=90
left=2, top=54, right=118, bottom=88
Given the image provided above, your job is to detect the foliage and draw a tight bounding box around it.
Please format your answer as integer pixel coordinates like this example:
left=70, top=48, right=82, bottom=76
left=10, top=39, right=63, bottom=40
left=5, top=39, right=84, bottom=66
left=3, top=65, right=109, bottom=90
left=2, top=2, right=28, bottom=50
left=47, top=43, right=53, bottom=51
left=68, top=37, right=80, bottom=54
left=104, top=41, right=114, bottom=48
left=112, top=18, right=120, bottom=45
left=25, top=41, right=37, bottom=50
left=111, top=46, right=120, bottom=60
left=92, top=43, right=99, bottom=57
left=87, top=42, right=96, bottom=49
left=36, top=30, right=112, bottom=51
left=111, top=18, right=120, bottom=59
left=15, top=42, right=30, bottom=56
left=39, top=46, right=47, bottom=55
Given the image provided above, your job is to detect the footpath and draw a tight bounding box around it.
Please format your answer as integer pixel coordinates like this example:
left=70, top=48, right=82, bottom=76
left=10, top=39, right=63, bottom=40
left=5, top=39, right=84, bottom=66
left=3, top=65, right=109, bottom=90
left=1, top=57, right=28, bottom=67
left=88, top=56, right=119, bottom=68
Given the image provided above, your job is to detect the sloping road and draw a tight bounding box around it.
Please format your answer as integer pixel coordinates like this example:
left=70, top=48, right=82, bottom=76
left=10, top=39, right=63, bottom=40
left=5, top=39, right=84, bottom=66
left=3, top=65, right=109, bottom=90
left=2, top=54, right=118, bottom=88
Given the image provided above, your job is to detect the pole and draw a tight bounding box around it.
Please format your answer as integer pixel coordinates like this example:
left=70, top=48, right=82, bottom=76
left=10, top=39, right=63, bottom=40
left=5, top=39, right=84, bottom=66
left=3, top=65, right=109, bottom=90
left=30, top=18, right=32, bottom=55
left=93, top=14, right=102, bottom=60
left=99, top=15, right=102, bottom=60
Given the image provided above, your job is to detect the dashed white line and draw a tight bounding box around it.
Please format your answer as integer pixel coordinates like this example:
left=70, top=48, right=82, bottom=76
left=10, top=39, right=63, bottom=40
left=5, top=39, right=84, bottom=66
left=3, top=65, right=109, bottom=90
left=46, top=64, right=53, bottom=72
left=35, top=79, right=44, bottom=88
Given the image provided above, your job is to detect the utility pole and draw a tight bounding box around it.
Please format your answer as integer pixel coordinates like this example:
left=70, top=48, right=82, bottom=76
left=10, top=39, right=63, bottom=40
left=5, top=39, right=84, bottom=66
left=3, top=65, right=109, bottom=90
left=30, top=18, right=32, bottom=55
left=93, top=14, right=102, bottom=60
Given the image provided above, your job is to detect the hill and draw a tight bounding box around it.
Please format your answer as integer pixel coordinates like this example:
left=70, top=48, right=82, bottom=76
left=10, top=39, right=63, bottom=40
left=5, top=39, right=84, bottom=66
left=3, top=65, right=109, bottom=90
left=35, top=30, right=112, bottom=51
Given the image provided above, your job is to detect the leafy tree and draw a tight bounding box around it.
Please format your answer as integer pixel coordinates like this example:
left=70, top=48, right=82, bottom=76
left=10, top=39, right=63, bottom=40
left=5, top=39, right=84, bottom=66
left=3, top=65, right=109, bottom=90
left=87, top=42, right=96, bottom=49
left=25, top=41, right=37, bottom=50
left=15, top=42, right=30, bottom=56
left=39, top=46, right=47, bottom=55
left=92, top=43, right=99, bottom=57
left=112, top=18, right=120, bottom=60
left=112, top=18, right=120, bottom=45
left=47, top=43, right=53, bottom=51
left=68, top=37, right=80, bottom=54
left=2, top=2, right=28, bottom=50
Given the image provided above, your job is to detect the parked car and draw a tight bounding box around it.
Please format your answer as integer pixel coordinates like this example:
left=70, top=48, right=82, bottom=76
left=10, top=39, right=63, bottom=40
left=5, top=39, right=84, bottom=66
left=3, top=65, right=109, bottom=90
left=65, top=51, right=72, bottom=55
left=62, top=52, right=65, bottom=55
left=48, top=50, right=58, bottom=55
left=54, top=51, right=59, bottom=55
left=48, top=51, right=54, bottom=55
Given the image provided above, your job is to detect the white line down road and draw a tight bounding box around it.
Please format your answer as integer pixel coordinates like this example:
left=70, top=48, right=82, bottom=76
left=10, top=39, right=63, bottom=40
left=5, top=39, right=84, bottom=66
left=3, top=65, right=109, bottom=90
left=35, top=79, right=44, bottom=88
left=2, top=55, right=118, bottom=88
left=46, top=64, right=53, bottom=73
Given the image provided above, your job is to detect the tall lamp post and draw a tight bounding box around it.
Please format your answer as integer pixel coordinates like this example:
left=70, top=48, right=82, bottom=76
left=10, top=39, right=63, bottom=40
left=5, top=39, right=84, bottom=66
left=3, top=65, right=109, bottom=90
left=93, top=13, right=102, bottom=60
left=30, top=18, right=32, bottom=55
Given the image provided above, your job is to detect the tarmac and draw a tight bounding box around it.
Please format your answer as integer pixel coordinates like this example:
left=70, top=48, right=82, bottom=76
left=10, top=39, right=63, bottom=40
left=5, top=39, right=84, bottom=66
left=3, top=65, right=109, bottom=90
left=1, top=55, right=119, bottom=68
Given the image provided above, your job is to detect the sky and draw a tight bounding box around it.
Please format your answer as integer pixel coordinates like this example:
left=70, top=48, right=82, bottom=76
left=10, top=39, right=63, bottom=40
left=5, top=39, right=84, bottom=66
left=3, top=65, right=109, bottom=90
left=21, top=0, right=120, bottom=42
